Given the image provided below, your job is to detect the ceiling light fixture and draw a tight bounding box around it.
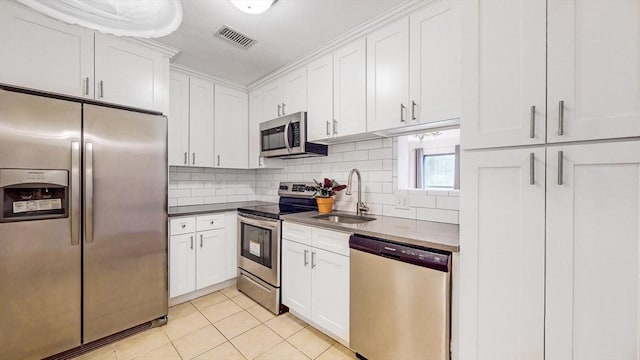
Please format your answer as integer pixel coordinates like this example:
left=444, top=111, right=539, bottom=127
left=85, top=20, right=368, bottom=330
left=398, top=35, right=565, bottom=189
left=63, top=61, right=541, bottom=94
left=15, top=0, right=183, bottom=38
left=229, top=0, right=277, bottom=15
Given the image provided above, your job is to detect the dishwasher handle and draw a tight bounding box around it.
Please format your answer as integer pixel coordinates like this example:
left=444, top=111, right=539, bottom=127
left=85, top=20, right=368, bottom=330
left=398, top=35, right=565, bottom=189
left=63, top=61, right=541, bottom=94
left=349, top=234, right=451, bottom=272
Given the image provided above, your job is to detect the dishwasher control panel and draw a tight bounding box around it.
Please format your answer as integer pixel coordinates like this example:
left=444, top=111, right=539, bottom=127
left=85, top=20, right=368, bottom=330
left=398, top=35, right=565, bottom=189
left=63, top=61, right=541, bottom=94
left=349, top=234, right=450, bottom=272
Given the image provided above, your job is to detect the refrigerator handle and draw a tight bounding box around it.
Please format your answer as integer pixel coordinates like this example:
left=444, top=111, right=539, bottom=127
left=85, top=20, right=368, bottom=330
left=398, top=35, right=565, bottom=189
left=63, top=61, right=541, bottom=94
left=84, top=142, right=94, bottom=244
left=71, top=142, right=81, bottom=245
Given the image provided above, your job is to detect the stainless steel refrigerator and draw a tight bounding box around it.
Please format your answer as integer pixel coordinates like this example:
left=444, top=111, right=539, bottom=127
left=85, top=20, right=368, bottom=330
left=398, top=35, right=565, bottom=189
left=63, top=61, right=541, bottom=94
left=0, top=87, right=168, bottom=360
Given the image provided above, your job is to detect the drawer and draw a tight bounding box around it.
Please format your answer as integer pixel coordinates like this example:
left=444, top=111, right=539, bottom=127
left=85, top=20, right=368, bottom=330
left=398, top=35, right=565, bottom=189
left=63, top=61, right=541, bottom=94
left=170, top=217, right=195, bottom=236
left=196, top=214, right=225, bottom=231
left=312, top=228, right=350, bottom=256
left=282, top=221, right=312, bottom=246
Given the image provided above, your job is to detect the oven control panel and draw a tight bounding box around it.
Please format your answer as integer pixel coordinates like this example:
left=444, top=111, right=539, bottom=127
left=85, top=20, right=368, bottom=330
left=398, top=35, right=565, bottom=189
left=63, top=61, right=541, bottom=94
left=278, top=182, right=317, bottom=198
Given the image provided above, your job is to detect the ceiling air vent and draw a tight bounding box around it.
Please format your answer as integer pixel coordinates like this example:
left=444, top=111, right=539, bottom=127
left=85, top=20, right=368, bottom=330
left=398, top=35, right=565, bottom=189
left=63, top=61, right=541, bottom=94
left=215, top=25, right=256, bottom=49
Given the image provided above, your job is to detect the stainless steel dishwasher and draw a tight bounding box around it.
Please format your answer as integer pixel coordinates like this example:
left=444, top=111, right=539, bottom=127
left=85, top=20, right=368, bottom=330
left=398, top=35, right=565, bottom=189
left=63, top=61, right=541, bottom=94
left=350, top=234, right=451, bottom=360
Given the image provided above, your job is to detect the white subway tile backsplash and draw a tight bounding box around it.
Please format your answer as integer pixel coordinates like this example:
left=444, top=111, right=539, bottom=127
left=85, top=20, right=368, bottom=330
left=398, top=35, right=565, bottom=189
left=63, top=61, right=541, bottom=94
left=169, top=138, right=459, bottom=224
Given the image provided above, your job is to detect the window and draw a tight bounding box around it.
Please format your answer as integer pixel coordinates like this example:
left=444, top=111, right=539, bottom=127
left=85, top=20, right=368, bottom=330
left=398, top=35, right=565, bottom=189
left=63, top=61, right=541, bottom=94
left=423, top=153, right=455, bottom=188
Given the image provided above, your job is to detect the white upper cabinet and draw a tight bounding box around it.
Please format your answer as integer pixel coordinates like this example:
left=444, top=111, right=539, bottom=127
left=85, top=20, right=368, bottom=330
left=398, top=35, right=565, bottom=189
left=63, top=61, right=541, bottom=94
left=214, top=85, right=248, bottom=169
left=366, top=18, right=410, bottom=132
left=189, top=77, right=215, bottom=168
left=547, top=0, right=640, bottom=143
left=307, top=54, right=334, bottom=142
left=460, top=147, right=545, bottom=360
left=0, top=1, right=94, bottom=98
left=283, top=67, right=307, bottom=115
left=545, top=141, right=640, bottom=360
left=333, top=38, right=367, bottom=138
left=460, top=0, right=546, bottom=149
left=409, top=0, right=460, bottom=125
left=94, top=33, right=166, bottom=112
left=248, top=87, right=283, bottom=169
left=169, top=71, right=190, bottom=166
left=263, top=80, right=285, bottom=121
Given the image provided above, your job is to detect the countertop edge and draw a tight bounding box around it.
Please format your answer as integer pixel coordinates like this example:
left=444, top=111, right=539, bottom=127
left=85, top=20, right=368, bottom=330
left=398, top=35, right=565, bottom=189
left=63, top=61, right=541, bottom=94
left=168, top=201, right=275, bottom=217
left=281, top=213, right=460, bottom=253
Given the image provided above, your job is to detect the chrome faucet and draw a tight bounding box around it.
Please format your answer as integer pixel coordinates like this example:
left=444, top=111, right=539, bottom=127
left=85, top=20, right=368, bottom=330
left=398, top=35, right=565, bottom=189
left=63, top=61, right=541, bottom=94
left=346, top=168, right=369, bottom=216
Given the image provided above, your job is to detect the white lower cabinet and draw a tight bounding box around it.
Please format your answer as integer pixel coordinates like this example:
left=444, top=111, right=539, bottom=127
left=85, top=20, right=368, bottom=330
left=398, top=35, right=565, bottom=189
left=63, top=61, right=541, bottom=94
left=282, top=223, right=350, bottom=343
left=169, top=212, right=237, bottom=298
left=460, top=141, right=640, bottom=359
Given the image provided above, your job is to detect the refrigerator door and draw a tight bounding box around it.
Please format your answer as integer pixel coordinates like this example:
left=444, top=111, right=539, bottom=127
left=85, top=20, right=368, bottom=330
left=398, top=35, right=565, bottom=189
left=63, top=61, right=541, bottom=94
left=82, top=104, right=167, bottom=342
left=0, top=89, right=82, bottom=359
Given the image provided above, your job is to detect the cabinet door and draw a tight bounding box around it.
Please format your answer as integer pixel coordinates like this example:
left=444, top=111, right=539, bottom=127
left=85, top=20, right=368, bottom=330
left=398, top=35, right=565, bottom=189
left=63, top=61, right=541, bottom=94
left=546, top=141, right=640, bottom=360
left=189, top=77, right=215, bottom=167
left=196, top=229, right=226, bottom=289
left=366, top=18, right=409, bottom=132
left=409, top=0, right=461, bottom=125
left=334, top=38, right=367, bottom=138
left=169, top=71, right=190, bottom=166
left=225, top=212, right=238, bottom=281
left=263, top=80, right=284, bottom=120
left=459, top=148, right=545, bottom=359
left=214, top=85, right=248, bottom=169
left=307, top=54, right=334, bottom=142
left=311, top=248, right=350, bottom=342
left=94, top=33, right=165, bottom=111
left=460, top=0, right=546, bottom=149
left=283, top=67, right=307, bottom=115
left=0, top=1, right=94, bottom=98
left=282, top=239, right=312, bottom=319
left=547, top=0, right=640, bottom=143
left=248, top=88, right=283, bottom=169
left=169, top=233, right=196, bottom=298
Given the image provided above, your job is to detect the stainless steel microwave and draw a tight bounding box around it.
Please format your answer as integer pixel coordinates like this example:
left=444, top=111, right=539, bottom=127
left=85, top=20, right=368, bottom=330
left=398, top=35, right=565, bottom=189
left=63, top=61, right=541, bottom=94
left=259, top=112, right=328, bottom=158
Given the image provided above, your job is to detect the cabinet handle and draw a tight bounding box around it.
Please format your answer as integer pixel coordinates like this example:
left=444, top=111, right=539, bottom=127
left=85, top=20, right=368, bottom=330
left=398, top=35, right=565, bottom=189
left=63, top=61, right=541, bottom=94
left=326, top=121, right=331, bottom=136
left=400, top=103, right=406, bottom=123
left=311, top=252, right=316, bottom=268
left=529, top=152, right=535, bottom=185
left=84, top=77, right=89, bottom=96
left=200, top=234, right=203, bottom=248
left=333, top=119, right=338, bottom=135
left=190, top=236, right=194, bottom=250
left=278, top=104, right=281, bottom=117
left=557, top=151, right=564, bottom=185
left=192, top=153, right=195, bottom=165
left=282, top=103, right=286, bottom=115
left=304, top=250, right=309, bottom=266
left=210, top=220, right=214, bottom=225
left=184, top=152, right=187, bottom=165
left=217, top=155, right=220, bottom=166
left=259, top=156, right=263, bottom=167
left=411, top=101, right=417, bottom=121
left=530, top=105, right=536, bottom=139
left=558, top=100, right=564, bottom=136
left=98, top=80, right=104, bottom=98
left=181, top=223, right=186, bottom=228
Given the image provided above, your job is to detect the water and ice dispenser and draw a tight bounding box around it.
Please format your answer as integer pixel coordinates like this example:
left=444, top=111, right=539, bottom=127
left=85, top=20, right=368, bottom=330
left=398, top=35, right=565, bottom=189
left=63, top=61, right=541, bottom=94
left=0, top=169, right=69, bottom=222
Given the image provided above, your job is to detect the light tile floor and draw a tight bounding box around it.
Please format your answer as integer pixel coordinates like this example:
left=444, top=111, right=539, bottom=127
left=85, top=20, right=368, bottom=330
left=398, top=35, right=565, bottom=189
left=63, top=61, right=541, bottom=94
left=73, top=285, right=357, bottom=360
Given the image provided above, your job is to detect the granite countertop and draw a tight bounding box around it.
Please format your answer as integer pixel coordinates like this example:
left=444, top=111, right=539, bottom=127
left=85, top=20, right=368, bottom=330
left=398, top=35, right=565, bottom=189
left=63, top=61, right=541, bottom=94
left=168, top=201, right=276, bottom=217
left=281, top=211, right=460, bottom=252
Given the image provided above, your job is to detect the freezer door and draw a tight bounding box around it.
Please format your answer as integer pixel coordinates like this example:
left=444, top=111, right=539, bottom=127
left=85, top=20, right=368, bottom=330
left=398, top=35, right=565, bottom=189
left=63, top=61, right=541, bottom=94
left=0, top=88, right=82, bottom=359
left=82, top=104, right=167, bottom=342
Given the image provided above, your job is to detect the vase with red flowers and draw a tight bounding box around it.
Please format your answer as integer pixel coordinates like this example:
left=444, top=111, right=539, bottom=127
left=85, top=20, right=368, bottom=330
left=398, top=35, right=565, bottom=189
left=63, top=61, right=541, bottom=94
left=313, top=178, right=347, bottom=213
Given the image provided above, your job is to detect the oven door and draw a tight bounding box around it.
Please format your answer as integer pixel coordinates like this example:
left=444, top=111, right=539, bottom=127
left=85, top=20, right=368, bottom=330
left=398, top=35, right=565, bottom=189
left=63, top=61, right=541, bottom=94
left=237, top=214, right=280, bottom=286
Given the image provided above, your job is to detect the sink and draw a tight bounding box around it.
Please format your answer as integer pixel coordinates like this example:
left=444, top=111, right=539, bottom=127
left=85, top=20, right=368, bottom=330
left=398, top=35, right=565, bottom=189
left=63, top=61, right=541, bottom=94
left=312, top=213, right=376, bottom=224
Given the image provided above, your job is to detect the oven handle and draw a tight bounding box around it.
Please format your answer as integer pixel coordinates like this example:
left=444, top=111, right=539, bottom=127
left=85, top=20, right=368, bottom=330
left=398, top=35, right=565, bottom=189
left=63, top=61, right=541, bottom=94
left=284, top=119, right=293, bottom=153
left=238, top=213, right=280, bottom=231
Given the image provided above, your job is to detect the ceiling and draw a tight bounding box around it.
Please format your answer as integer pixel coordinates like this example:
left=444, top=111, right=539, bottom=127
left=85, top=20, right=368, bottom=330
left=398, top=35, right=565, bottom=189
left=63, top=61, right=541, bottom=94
left=158, top=0, right=405, bottom=86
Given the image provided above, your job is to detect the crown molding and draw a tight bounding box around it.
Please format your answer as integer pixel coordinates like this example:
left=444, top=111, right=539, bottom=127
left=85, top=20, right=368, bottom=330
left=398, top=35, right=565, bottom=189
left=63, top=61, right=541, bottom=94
left=170, top=64, right=248, bottom=92
left=125, top=38, right=181, bottom=58
left=247, top=0, right=430, bottom=90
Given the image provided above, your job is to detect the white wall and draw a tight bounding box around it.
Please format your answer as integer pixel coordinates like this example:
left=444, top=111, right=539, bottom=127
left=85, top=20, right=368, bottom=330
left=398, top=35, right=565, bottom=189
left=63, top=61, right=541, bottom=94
left=168, top=137, right=460, bottom=224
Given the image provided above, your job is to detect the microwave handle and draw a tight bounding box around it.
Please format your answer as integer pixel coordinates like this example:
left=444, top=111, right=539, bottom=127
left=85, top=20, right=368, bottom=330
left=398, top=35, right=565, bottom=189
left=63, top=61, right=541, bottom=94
left=284, top=119, right=293, bottom=153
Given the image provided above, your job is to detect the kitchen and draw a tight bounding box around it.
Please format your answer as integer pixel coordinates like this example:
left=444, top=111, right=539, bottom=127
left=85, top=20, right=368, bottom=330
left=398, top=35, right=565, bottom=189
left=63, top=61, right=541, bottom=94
left=0, top=0, right=638, bottom=359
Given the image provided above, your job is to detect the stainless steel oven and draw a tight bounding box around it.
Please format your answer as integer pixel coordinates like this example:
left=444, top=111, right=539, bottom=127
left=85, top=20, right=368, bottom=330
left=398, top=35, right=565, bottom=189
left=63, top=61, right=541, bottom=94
left=237, top=212, right=282, bottom=314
